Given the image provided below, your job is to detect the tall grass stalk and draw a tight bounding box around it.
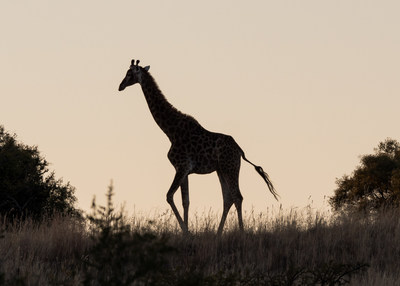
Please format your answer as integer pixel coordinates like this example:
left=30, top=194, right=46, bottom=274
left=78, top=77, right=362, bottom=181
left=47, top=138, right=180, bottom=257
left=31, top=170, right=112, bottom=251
left=0, top=203, right=399, bottom=285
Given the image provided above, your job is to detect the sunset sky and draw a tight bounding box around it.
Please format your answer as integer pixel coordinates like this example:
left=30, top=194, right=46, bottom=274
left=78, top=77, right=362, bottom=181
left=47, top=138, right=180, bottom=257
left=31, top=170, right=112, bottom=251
left=2, top=1, right=399, bottom=216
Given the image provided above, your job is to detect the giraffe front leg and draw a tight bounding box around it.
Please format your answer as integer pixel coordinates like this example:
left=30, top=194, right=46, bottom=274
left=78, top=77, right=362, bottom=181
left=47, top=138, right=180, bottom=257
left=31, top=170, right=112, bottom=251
left=180, top=176, right=189, bottom=229
left=167, top=171, right=189, bottom=233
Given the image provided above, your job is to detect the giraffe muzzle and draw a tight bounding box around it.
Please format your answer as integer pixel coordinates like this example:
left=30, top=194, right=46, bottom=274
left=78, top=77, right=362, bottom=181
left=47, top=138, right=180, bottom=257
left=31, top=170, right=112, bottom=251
left=118, top=81, right=126, bottom=91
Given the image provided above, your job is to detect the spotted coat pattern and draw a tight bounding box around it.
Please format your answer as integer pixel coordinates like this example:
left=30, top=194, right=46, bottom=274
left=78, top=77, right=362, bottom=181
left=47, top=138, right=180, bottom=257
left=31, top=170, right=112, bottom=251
left=119, top=60, right=277, bottom=234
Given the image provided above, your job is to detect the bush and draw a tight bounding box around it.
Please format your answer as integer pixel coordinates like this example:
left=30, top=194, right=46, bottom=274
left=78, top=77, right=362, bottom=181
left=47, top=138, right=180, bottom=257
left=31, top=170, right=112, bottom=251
left=82, top=183, right=175, bottom=285
left=0, top=125, right=78, bottom=220
left=330, top=138, right=400, bottom=214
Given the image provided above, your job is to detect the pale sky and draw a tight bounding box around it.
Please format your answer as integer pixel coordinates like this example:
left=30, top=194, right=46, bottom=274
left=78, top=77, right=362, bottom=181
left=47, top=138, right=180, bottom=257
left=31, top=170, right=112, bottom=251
left=2, top=1, right=399, bottom=216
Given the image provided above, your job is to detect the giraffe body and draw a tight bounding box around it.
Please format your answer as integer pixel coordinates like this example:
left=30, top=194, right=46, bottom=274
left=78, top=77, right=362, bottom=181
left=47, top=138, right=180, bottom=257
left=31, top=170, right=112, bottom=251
left=119, top=60, right=277, bottom=234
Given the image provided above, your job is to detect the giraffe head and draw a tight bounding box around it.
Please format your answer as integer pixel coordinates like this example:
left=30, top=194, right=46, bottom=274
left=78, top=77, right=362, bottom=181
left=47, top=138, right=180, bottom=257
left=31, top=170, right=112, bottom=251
left=118, top=59, right=150, bottom=91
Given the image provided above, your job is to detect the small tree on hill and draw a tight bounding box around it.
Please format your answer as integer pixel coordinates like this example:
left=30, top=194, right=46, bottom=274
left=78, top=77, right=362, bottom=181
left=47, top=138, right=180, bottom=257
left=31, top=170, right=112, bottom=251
left=0, top=125, right=78, bottom=220
left=330, top=138, right=400, bottom=213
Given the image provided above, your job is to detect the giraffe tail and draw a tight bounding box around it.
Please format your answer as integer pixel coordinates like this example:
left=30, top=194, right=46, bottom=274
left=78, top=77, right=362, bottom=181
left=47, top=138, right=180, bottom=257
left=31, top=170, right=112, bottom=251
left=241, top=154, right=279, bottom=201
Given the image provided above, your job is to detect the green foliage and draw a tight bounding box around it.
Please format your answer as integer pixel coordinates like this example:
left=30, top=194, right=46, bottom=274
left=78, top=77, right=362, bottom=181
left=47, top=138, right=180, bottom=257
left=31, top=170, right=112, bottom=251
left=82, top=183, right=175, bottom=286
left=0, top=125, right=78, bottom=220
left=330, top=138, right=400, bottom=213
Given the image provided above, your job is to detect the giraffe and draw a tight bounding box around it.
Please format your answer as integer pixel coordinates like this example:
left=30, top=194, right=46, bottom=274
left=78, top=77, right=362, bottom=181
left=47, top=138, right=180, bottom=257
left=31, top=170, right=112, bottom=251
left=118, top=59, right=278, bottom=235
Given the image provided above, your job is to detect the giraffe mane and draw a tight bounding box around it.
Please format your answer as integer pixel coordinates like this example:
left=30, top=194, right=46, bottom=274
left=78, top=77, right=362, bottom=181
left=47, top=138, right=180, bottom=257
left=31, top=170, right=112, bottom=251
left=142, top=68, right=200, bottom=124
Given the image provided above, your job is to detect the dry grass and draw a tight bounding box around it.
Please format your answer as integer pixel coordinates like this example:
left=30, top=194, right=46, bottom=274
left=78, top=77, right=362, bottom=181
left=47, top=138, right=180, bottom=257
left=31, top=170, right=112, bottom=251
left=0, top=215, right=89, bottom=285
left=0, top=206, right=399, bottom=285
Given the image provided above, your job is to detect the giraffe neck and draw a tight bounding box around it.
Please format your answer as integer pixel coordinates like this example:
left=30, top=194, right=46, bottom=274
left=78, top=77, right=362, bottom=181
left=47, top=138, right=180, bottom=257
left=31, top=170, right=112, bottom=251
left=139, top=71, right=191, bottom=142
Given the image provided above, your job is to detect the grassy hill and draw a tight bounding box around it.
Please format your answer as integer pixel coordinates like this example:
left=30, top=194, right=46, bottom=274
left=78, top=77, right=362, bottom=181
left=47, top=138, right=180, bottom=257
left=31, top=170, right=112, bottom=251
left=0, top=190, right=399, bottom=285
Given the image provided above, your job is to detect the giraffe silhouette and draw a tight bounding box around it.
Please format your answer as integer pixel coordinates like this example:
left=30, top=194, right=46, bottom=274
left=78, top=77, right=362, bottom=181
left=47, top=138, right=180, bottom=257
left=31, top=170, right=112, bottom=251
left=119, top=59, right=278, bottom=234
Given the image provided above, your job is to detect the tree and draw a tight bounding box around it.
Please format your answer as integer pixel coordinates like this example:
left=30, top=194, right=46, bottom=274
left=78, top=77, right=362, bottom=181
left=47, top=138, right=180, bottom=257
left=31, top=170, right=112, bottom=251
left=330, top=138, right=400, bottom=213
left=0, top=125, right=78, bottom=220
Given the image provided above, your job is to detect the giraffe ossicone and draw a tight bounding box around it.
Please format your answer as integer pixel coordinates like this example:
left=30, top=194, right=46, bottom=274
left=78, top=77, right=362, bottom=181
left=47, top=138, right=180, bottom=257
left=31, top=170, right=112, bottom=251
left=118, top=59, right=278, bottom=234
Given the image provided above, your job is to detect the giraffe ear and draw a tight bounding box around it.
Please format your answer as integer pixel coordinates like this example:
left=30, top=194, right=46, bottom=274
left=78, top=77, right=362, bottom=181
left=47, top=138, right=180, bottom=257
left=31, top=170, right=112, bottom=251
left=144, top=65, right=150, bottom=71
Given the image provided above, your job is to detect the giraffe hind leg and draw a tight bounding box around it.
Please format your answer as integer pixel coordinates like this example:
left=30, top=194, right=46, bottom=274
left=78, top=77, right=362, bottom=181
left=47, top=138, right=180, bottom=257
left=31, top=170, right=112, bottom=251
left=217, top=171, right=233, bottom=235
left=231, top=174, right=244, bottom=232
left=180, top=176, right=189, bottom=229
left=217, top=168, right=243, bottom=235
left=234, top=192, right=244, bottom=231
left=218, top=158, right=243, bottom=234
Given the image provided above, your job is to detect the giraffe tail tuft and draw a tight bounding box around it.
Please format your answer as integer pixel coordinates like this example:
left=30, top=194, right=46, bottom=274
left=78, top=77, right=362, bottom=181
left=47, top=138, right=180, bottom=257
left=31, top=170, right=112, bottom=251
left=242, top=155, right=279, bottom=201
left=254, top=165, right=279, bottom=201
